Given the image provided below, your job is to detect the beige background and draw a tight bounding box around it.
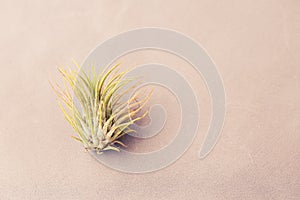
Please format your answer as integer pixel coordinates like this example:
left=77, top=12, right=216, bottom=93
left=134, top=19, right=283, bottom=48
left=0, top=0, right=299, bottom=199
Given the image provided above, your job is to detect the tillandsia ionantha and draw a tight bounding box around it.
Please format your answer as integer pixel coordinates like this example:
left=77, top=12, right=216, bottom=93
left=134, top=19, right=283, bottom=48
left=51, top=62, right=152, bottom=154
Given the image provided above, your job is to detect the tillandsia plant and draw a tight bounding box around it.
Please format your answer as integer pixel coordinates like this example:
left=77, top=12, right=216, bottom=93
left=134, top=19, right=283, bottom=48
left=51, top=62, right=152, bottom=154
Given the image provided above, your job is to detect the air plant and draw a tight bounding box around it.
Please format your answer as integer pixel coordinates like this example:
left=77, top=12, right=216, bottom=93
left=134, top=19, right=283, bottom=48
left=51, top=62, right=151, bottom=154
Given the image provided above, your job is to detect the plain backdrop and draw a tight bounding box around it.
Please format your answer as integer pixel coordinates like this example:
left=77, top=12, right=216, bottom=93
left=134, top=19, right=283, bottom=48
left=0, top=0, right=299, bottom=199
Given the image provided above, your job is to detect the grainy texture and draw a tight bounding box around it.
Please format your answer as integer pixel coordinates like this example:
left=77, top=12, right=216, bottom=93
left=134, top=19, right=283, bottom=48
left=0, top=0, right=299, bottom=199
